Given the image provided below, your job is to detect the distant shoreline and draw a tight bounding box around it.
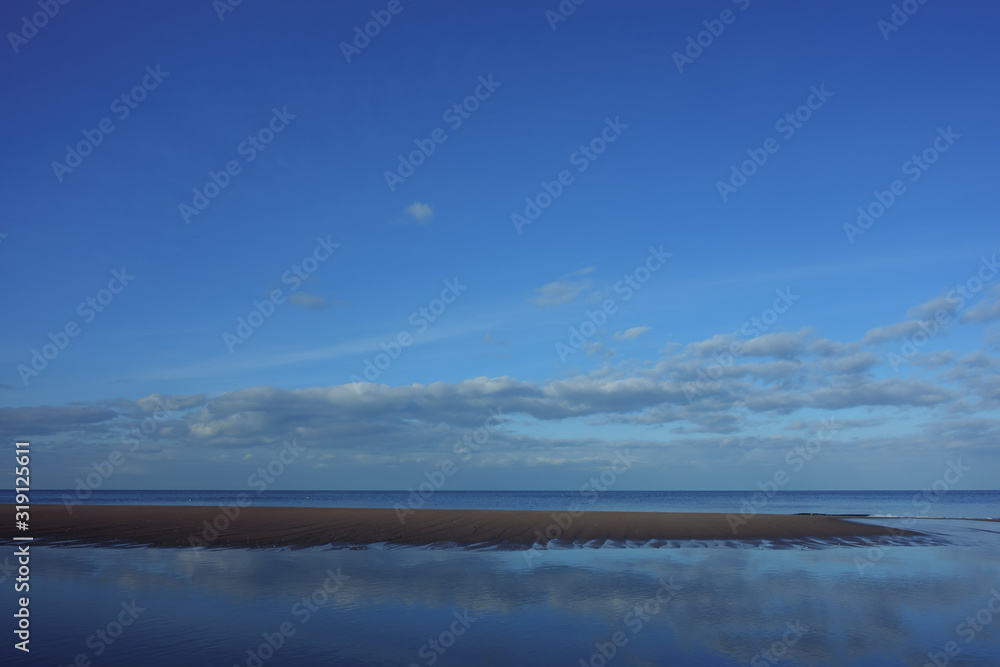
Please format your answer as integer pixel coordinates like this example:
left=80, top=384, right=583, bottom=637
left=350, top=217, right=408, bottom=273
left=2, top=504, right=940, bottom=549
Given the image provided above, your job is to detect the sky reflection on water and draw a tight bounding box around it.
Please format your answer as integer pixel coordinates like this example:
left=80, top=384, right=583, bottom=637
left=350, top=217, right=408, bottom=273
left=11, top=522, right=1000, bottom=666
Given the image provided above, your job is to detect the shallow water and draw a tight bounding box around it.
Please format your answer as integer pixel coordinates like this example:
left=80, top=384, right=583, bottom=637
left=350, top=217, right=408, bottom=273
left=38, top=489, right=1000, bottom=520
left=9, top=518, right=1000, bottom=666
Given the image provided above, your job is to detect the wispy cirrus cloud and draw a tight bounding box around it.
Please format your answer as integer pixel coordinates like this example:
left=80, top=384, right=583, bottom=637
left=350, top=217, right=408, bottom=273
left=287, top=292, right=332, bottom=309
left=527, top=267, right=596, bottom=307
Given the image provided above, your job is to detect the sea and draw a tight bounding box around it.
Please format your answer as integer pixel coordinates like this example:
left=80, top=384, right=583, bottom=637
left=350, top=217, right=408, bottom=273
left=32, top=488, right=1000, bottom=519
left=9, top=490, right=1000, bottom=666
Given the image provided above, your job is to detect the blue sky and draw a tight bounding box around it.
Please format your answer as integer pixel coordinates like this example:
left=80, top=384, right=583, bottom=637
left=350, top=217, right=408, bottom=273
left=1, top=0, right=998, bottom=491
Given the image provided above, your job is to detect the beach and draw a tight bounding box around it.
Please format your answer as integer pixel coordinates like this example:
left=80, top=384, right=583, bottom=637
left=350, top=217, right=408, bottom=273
left=8, top=503, right=930, bottom=549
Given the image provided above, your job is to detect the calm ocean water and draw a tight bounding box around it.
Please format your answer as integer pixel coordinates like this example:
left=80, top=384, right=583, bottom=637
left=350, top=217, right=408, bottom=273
left=12, top=490, right=1000, bottom=665
left=35, top=488, right=1000, bottom=519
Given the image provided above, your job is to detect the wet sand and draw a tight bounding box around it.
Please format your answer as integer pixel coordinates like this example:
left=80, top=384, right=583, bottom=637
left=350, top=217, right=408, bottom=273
left=3, top=504, right=929, bottom=548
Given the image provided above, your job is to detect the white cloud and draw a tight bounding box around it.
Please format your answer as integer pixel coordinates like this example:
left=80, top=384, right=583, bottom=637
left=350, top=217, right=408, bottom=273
left=613, top=326, right=652, bottom=341
left=827, top=352, right=879, bottom=374
left=862, top=320, right=933, bottom=345
left=906, top=294, right=960, bottom=321
left=404, top=202, right=433, bottom=223
left=483, top=331, right=508, bottom=346
left=583, top=341, right=614, bottom=359
left=961, top=285, right=1000, bottom=323
left=740, top=331, right=806, bottom=359
left=287, top=292, right=332, bottom=309
left=12, top=284, right=1000, bottom=483
left=527, top=267, right=596, bottom=307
